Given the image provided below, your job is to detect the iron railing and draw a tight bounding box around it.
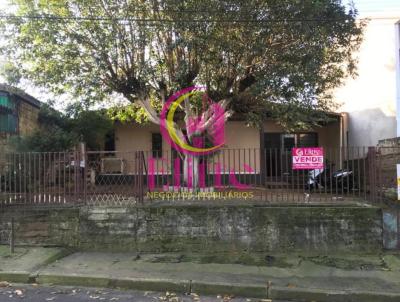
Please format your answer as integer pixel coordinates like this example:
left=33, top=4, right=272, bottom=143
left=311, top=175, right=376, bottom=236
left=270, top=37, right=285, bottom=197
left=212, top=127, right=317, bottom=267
left=0, top=147, right=398, bottom=206
left=0, top=151, right=82, bottom=205
left=139, top=147, right=379, bottom=203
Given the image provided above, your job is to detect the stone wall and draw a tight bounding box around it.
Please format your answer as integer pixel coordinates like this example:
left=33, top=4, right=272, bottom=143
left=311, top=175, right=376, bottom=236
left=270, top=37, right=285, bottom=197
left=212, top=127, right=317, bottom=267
left=0, top=208, right=79, bottom=247
left=0, top=98, right=40, bottom=169
left=0, top=205, right=383, bottom=253
left=0, top=134, right=9, bottom=170
left=17, top=100, right=40, bottom=137
left=376, top=139, right=400, bottom=199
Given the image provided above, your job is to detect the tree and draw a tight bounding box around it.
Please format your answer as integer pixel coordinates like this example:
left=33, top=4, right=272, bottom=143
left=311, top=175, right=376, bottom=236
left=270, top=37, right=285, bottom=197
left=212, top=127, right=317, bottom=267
left=11, top=104, right=113, bottom=152
left=1, top=0, right=363, bottom=186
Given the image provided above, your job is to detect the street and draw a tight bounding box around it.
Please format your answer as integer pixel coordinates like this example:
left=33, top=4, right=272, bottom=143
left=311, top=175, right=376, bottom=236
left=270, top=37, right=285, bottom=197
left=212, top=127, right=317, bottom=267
left=0, top=284, right=288, bottom=302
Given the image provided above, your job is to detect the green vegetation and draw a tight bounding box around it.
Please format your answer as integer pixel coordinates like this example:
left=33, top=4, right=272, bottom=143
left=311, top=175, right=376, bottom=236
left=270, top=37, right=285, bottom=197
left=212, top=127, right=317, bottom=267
left=1, top=0, right=363, bottom=133
left=11, top=104, right=113, bottom=152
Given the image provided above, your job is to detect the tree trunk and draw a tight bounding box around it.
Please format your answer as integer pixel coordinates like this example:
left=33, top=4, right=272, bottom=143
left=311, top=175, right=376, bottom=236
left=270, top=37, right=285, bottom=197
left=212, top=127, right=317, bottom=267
left=183, top=154, right=200, bottom=191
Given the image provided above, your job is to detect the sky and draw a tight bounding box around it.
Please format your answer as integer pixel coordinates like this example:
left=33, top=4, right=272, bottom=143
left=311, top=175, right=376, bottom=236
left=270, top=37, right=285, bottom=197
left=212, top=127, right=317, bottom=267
left=351, top=0, right=400, bottom=14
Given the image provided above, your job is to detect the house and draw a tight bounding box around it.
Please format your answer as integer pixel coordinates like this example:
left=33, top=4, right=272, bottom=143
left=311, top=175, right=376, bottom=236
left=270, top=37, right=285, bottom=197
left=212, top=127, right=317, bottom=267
left=105, top=15, right=400, bottom=182
left=110, top=17, right=400, bottom=178
left=112, top=112, right=347, bottom=178
left=333, top=12, right=400, bottom=146
left=0, top=84, right=41, bottom=155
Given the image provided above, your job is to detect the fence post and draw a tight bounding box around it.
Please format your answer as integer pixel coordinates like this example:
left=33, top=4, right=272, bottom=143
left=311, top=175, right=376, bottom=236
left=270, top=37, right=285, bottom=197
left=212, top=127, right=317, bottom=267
left=73, top=142, right=86, bottom=204
left=80, top=142, right=87, bottom=204
left=259, top=128, right=266, bottom=187
left=139, top=151, right=144, bottom=203
left=367, top=146, right=378, bottom=203
left=134, top=151, right=138, bottom=203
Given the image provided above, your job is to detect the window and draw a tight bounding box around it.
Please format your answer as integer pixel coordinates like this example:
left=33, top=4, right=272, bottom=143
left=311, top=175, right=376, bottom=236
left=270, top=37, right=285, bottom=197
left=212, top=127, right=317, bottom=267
left=0, top=92, right=15, bottom=110
left=104, top=131, right=115, bottom=151
left=0, top=114, right=17, bottom=133
left=264, top=132, right=318, bottom=149
left=297, top=133, right=318, bottom=147
left=151, top=133, right=163, bottom=157
left=0, top=92, right=17, bottom=134
left=282, top=134, right=296, bottom=149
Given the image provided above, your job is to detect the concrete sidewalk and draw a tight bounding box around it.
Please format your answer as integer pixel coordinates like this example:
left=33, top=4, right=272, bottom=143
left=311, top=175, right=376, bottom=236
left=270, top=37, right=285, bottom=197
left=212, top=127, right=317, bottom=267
left=1, top=246, right=400, bottom=301
left=0, top=246, right=69, bottom=283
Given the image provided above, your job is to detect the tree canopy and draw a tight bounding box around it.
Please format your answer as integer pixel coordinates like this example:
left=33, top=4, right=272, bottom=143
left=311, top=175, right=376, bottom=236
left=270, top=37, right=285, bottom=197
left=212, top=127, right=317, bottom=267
left=1, top=0, right=363, bottom=133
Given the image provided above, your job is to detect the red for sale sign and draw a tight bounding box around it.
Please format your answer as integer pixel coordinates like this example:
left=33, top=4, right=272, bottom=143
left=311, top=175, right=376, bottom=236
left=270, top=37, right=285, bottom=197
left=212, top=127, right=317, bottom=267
left=292, top=147, right=324, bottom=170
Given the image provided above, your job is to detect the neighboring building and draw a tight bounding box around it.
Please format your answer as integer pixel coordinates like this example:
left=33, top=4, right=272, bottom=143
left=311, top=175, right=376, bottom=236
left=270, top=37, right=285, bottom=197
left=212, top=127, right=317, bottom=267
left=0, top=84, right=41, bottom=155
left=333, top=13, right=400, bottom=146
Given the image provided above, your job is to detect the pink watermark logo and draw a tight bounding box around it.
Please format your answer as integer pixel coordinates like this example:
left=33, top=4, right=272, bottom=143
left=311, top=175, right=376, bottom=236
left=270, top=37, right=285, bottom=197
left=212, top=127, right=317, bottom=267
left=160, top=86, right=225, bottom=155
left=147, top=86, right=255, bottom=193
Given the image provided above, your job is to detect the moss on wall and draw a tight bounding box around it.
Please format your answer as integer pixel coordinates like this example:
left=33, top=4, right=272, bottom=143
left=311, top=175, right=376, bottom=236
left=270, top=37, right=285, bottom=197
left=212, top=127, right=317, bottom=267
left=0, top=205, right=383, bottom=253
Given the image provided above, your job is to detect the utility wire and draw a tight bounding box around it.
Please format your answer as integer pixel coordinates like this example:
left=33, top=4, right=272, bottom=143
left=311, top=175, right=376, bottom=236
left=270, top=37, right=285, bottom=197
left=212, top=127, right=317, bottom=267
left=0, top=13, right=376, bottom=24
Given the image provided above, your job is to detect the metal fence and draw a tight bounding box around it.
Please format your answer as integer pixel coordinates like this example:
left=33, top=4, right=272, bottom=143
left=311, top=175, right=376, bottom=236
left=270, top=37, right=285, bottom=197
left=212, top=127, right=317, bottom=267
left=0, top=150, right=144, bottom=206
left=0, top=147, right=398, bottom=206
left=0, top=151, right=82, bottom=205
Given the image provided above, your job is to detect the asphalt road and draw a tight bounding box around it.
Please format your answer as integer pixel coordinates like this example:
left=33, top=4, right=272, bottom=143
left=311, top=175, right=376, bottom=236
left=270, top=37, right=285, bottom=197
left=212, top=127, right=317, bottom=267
left=0, top=283, right=289, bottom=302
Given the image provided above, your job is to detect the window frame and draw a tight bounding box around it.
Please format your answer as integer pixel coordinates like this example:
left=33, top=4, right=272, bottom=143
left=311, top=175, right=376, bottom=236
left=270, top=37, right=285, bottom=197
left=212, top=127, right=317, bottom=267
left=0, top=92, right=18, bottom=134
left=151, top=132, right=163, bottom=158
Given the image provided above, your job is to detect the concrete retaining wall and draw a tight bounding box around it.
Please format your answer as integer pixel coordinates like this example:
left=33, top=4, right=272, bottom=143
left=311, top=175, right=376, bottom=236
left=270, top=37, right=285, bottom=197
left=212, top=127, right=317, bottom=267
left=0, top=205, right=383, bottom=253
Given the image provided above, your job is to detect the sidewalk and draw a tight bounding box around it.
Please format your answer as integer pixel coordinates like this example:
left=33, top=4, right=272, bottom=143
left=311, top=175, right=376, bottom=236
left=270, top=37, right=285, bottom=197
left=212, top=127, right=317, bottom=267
left=0, top=246, right=68, bottom=283
left=1, top=246, right=400, bottom=301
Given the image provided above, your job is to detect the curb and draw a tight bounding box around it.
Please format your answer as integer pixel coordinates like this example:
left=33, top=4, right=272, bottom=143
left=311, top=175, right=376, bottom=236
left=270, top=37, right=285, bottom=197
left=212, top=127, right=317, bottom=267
left=35, top=273, right=400, bottom=302
left=0, top=272, right=30, bottom=283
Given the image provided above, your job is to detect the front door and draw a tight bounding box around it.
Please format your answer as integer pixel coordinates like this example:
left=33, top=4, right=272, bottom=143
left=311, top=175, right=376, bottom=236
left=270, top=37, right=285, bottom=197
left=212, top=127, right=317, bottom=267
left=264, top=133, right=281, bottom=177
left=264, top=133, right=318, bottom=177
